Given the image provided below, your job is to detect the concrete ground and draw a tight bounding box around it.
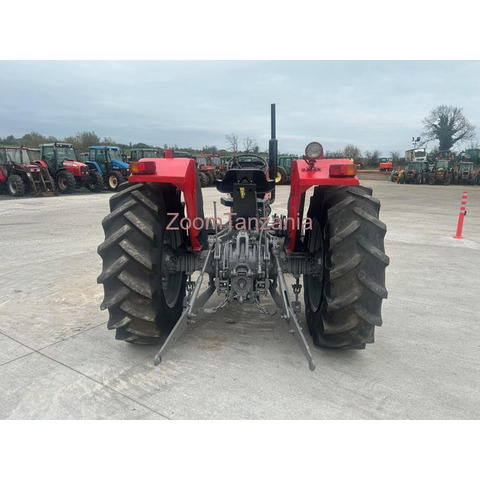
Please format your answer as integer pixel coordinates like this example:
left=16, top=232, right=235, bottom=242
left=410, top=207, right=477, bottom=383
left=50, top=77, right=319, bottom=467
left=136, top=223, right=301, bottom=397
left=0, top=181, right=479, bottom=419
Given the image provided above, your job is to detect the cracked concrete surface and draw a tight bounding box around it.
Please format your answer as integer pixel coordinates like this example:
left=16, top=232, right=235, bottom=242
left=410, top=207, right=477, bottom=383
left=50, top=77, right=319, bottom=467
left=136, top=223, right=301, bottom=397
left=0, top=182, right=479, bottom=419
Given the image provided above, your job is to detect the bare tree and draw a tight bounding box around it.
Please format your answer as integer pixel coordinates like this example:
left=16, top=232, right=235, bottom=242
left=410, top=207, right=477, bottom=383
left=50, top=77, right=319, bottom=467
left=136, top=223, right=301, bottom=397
left=343, top=144, right=361, bottom=160
left=243, top=137, right=258, bottom=153
left=390, top=151, right=401, bottom=161
left=226, top=133, right=239, bottom=153
left=325, top=149, right=344, bottom=158
left=422, top=105, right=476, bottom=151
left=363, top=150, right=382, bottom=166
left=202, top=145, right=218, bottom=154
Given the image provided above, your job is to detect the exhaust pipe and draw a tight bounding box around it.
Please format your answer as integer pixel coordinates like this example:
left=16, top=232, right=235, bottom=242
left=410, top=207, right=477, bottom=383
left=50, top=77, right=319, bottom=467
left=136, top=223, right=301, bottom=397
left=269, top=103, right=278, bottom=203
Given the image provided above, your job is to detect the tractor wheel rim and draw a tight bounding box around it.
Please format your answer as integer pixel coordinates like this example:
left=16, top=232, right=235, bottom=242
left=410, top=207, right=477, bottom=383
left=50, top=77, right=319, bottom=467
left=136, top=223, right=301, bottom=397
left=109, top=176, right=117, bottom=188
left=58, top=177, right=67, bottom=189
left=276, top=172, right=282, bottom=183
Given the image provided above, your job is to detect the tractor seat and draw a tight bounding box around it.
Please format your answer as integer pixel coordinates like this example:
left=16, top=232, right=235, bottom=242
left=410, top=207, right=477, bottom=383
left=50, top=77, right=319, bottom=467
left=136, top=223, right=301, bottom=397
left=215, top=168, right=274, bottom=194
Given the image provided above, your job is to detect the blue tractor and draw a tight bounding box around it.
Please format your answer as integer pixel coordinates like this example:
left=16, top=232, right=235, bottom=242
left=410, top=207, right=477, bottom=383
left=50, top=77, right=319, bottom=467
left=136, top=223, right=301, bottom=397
left=85, top=146, right=130, bottom=191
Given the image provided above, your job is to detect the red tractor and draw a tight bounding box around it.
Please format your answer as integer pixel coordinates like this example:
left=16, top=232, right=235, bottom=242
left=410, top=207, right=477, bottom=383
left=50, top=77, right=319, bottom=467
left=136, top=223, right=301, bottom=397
left=425, top=150, right=455, bottom=185
left=39, top=142, right=104, bottom=194
left=454, top=162, right=477, bottom=185
left=0, top=146, right=57, bottom=197
left=195, top=155, right=217, bottom=186
left=171, top=151, right=216, bottom=187
left=204, top=154, right=226, bottom=181
left=97, top=105, right=389, bottom=370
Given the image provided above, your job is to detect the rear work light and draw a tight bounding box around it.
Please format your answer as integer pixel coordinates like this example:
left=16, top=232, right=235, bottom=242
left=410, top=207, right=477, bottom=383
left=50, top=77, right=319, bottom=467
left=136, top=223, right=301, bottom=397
left=329, top=164, right=357, bottom=177
left=130, top=161, right=156, bottom=175
left=304, top=142, right=324, bottom=161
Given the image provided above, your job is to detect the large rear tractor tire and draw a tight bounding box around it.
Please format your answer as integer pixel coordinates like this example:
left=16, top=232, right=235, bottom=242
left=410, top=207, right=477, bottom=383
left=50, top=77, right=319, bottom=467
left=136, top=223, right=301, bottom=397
left=98, top=183, right=186, bottom=344
left=7, top=174, right=26, bottom=197
left=304, top=185, right=389, bottom=348
left=106, top=171, right=124, bottom=191
left=56, top=170, right=76, bottom=194
left=86, top=170, right=105, bottom=193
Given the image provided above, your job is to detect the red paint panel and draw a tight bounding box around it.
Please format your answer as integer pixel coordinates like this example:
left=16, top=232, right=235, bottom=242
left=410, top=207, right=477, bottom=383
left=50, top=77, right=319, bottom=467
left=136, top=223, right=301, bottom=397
left=286, top=158, right=360, bottom=252
left=129, top=157, right=202, bottom=251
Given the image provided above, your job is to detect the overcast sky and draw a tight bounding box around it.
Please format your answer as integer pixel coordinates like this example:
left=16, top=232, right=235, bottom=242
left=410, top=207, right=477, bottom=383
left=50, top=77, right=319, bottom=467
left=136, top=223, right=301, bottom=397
left=1, top=61, right=479, bottom=156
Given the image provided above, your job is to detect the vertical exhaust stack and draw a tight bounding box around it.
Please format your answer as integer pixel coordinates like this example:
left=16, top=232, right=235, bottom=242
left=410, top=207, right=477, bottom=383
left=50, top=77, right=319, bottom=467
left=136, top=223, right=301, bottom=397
left=269, top=103, right=278, bottom=203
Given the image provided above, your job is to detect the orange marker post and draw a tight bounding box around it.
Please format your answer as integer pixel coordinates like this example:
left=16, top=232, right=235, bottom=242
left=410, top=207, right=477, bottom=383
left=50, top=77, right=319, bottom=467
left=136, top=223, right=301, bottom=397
left=453, top=191, right=468, bottom=239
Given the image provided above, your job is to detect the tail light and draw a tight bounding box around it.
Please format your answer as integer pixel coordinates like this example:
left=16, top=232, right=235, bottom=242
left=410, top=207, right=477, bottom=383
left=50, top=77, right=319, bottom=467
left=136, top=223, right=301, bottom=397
left=130, top=161, right=156, bottom=174
left=329, top=164, right=357, bottom=177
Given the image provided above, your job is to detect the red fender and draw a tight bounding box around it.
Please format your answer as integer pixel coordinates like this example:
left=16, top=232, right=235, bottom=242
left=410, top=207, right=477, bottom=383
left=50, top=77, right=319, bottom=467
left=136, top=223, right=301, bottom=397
left=286, top=158, right=359, bottom=252
left=0, top=167, right=7, bottom=183
left=129, top=157, right=202, bottom=251
left=37, top=160, right=49, bottom=169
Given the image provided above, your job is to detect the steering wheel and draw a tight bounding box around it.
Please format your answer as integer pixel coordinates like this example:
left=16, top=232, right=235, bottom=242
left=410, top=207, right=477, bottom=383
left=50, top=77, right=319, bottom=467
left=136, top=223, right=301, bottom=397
left=228, top=154, right=268, bottom=171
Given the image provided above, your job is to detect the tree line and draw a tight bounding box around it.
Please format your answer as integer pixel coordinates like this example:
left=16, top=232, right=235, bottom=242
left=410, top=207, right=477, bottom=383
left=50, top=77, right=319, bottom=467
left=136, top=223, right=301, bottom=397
left=1, top=105, right=477, bottom=163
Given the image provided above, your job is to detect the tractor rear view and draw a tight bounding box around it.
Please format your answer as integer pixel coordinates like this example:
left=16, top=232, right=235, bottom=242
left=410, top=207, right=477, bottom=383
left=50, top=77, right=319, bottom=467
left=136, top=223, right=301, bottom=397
left=97, top=105, right=389, bottom=370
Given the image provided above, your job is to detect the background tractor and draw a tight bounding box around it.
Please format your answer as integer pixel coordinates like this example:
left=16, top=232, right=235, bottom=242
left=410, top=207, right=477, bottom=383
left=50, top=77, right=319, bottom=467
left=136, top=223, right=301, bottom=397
left=195, top=155, right=217, bottom=186
left=400, top=161, right=430, bottom=184
left=85, top=146, right=130, bottom=191
left=0, top=146, right=57, bottom=197
left=425, top=151, right=455, bottom=185
left=457, top=148, right=480, bottom=165
left=275, top=155, right=297, bottom=184
left=172, top=151, right=217, bottom=187
left=209, top=155, right=228, bottom=180
left=40, top=142, right=104, bottom=194
left=97, top=105, right=389, bottom=371
left=454, top=162, right=476, bottom=185
left=129, top=147, right=162, bottom=163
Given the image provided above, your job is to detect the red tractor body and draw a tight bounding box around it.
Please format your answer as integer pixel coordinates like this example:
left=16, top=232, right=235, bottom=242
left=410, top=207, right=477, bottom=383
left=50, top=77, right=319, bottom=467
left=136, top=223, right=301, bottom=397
left=0, top=146, right=57, bottom=196
left=454, top=162, right=476, bottom=185
left=40, top=142, right=104, bottom=194
left=99, top=105, right=388, bottom=371
left=127, top=155, right=204, bottom=251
